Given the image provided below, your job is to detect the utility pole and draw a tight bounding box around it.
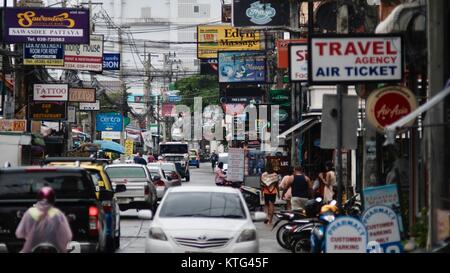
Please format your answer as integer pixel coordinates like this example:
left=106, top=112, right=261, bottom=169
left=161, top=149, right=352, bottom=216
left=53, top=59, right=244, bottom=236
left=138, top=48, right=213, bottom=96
left=118, top=26, right=126, bottom=153
left=336, top=0, right=349, bottom=209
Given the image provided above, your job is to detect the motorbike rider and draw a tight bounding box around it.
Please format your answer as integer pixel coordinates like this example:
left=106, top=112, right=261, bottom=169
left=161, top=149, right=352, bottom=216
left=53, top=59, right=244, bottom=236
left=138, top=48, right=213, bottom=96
left=214, top=162, right=227, bottom=186
left=15, top=186, right=72, bottom=253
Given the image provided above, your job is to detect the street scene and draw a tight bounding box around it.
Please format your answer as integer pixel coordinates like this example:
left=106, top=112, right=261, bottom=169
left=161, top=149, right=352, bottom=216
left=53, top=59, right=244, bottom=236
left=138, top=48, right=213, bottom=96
left=0, top=0, right=449, bottom=256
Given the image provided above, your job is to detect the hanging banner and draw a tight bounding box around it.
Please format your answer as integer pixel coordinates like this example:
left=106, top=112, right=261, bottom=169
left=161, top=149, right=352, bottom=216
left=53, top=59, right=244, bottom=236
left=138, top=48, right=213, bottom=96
left=289, top=43, right=309, bottom=82
left=23, top=43, right=64, bottom=66
left=366, top=86, right=417, bottom=133
left=3, top=7, right=90, bottom=44
left=218, top=51, right=266, bottom=83
left=309, top=35, right=403, bottom=84
left=197, top=25, right=261, bottom=59
left=232, top=0, right=290, bottom=27
left=276, top=39, right=306, bottom=69
left=69, top=88, right=96, bottom=103
left=47, top=34, right=104, bottom=72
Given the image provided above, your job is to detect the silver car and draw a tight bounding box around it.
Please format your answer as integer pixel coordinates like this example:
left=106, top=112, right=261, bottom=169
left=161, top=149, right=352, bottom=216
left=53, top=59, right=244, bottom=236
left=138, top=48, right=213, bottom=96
left=105, top=164, right=157, bottom=212
left=147, top=165, right=182, bottom=200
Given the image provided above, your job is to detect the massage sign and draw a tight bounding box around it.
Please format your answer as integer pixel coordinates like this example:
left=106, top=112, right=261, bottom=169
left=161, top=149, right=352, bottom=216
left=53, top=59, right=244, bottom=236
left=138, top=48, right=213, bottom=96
left=309, top=35, right=403, bottom=84
left=366, top=86, right=417, bottom=133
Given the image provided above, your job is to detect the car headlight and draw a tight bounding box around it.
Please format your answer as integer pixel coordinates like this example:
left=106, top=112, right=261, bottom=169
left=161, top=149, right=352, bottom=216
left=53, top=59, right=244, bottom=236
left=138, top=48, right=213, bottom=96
left=149, top=227, right=167, bottom=241
left=237, top=229, right=256, bottom=243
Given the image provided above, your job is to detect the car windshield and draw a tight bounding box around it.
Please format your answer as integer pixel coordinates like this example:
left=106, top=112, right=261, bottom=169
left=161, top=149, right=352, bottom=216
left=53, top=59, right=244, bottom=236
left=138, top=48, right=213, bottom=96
left=160, top=144, right=188, bottom=154
left=0, top=171, right=95, bottom=199
left=106, top=167, right=146, bottom=178
left=159, top=192, right=246, bottom=219
left=149, top=171, right=161, bottom=180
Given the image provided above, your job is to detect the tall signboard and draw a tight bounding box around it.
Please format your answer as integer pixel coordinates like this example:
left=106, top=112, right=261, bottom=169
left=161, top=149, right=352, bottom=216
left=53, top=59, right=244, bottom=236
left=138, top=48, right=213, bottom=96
left=33, top=84, right=69, bottom=101
left=288, top=43, right=309, bottom=82
left=309, top=35, right=403, bottom=84
left=23, top=44, right=64, bottom=66
left=3, top=8, right=90, bottom=44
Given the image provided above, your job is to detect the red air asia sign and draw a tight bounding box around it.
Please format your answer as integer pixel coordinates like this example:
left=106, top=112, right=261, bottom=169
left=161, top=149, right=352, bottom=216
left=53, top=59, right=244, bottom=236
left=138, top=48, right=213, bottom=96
left=309, top=35, right=403, bottom=84
left=366, top=86, right=417, bottom=133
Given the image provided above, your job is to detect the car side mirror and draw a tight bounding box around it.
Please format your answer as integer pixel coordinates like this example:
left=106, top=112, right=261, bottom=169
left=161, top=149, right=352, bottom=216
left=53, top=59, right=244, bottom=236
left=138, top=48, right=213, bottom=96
left=99, top=189, right=114, bottom=201
left=137, top=210, right=153, bottom=220
left=115, top=184, right=126, bottom=193
left=251, top=212, right=267, bottom=222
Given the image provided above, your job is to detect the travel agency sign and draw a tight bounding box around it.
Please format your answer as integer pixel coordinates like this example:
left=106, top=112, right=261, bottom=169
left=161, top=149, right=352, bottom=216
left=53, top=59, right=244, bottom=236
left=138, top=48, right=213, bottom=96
left=309, top=35, right=403, bottom=84
left=366, top=86, right=417, bottom=133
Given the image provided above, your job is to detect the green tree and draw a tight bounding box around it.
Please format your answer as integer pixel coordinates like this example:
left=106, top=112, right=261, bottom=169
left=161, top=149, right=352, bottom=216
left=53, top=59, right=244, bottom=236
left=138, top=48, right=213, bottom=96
left=174, top=75, right=219, bottom=110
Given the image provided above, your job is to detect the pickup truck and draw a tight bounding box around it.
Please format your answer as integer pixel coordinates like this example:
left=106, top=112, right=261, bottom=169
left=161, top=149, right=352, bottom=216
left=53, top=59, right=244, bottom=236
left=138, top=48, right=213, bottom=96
left=104, top=164, right=157, bottom=212
left=0, top=166, right=123, bottom=253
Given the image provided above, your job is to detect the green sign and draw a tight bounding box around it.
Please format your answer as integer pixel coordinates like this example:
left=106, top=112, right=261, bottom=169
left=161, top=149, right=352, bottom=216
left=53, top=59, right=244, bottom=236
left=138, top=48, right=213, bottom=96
left=124, top=117, right=130, bottom=126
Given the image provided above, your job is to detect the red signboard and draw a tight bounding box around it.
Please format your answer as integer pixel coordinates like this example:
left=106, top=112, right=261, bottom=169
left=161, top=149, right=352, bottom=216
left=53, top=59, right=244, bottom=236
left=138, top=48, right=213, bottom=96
left=276, top=39, right=306, bottom=69
left=366, top=86, right=417, bottom=133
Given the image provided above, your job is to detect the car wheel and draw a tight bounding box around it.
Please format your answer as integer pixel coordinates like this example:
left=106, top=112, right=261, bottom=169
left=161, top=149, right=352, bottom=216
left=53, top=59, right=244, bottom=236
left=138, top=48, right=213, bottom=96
left=196, top=164, right=200, bottom=168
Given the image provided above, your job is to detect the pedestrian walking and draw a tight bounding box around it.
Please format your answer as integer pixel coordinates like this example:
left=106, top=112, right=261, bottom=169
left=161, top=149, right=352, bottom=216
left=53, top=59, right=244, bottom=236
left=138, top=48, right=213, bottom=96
left=321, top=161, right=336, bottom=202
left=133, top=152, right=147, bottom=165
left=260, top=163, right=279, bottom=224
left=147, top=152, right=156, bottom=163
left=279, top=167, right=294, bottom=211
left=283, top=166, right=312, bottom=211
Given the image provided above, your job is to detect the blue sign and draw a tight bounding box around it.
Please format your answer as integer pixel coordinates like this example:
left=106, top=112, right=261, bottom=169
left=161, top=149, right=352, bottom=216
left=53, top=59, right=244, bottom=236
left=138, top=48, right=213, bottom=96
left=96, top=113, right=123, bottom=131
left=103, top=53, right=121, bottom=70
left=363, top=184, right=404, bottom=233
left=218, top=51, right=266, bottom=83
left=23, top=44, right=64, bottom=66
left=168, top=95, right=181, bottom=102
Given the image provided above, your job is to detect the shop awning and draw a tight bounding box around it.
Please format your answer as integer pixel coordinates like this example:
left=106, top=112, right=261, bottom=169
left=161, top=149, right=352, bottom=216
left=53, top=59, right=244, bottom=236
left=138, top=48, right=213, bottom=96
left=384, top=85, right=450, bottom=145
left=278, top=117, right=320, bottom=139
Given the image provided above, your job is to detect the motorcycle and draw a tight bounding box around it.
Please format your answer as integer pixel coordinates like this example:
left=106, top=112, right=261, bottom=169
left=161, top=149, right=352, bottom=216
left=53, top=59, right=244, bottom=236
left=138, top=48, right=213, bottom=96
left=309, top=202, right=339, bottom=253
left=274, top=197, right=325, bottom=251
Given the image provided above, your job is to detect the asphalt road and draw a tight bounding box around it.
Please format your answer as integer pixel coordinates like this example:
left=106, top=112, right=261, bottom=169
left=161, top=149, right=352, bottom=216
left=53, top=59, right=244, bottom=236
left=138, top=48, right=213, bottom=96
left=117, top=163, right=289, bottom=253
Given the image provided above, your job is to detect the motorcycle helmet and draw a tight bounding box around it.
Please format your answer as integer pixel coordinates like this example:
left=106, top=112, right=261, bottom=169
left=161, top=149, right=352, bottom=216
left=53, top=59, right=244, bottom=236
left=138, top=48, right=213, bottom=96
left=320, top=204, right=338, bottom=214
left=37, top=186, right=56, bottom=205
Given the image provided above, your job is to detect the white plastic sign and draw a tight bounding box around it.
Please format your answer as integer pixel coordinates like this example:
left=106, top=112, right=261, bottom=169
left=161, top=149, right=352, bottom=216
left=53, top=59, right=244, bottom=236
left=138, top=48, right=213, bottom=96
left=361, top=205, right=403, bottom=253
left=289, top=44, right=308, bottom=82
left=33, top=84, right=68, bottom=101
left=310, top=35, right=402, bottom=83
left=326, top=216, right=368, bottom=253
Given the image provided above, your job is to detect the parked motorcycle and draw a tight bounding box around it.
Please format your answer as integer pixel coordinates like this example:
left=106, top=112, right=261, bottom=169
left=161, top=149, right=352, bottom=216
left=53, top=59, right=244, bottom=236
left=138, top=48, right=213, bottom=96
left=274, top=197, right=325, bottom=250
left=240, top=185, right=262, bottom=212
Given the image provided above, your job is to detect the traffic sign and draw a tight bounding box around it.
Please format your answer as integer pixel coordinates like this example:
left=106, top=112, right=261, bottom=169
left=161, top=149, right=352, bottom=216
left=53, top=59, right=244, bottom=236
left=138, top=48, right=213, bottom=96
left=96, top=113, right=123, bottom=131
left=33, top=84, right=69, bottom=101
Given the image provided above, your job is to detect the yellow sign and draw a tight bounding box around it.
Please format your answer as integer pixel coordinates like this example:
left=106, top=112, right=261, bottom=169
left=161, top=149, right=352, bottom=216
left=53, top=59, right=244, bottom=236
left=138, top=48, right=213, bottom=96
left=24, top=59, right=64, bottom=66
left=197, top=25, right=261, bottom=59
left=125, top=139, right=134, bottom=156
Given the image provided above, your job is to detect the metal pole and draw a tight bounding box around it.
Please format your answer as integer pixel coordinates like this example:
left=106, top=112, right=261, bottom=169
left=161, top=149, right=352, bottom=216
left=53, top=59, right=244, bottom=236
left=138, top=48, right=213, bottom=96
left=336, top=1, right=348, bottom=208
left=1, top=0, right=6, bottom=118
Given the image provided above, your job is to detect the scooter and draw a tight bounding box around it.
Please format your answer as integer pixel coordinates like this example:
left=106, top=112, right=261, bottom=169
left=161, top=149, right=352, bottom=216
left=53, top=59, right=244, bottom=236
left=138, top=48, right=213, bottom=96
left=275, top=198, right=325, bottom=251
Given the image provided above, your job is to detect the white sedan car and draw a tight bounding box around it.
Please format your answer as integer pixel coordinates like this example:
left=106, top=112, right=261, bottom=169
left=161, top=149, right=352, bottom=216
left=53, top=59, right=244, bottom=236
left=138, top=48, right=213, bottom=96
left=144, top=186, right=266, bottom=253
